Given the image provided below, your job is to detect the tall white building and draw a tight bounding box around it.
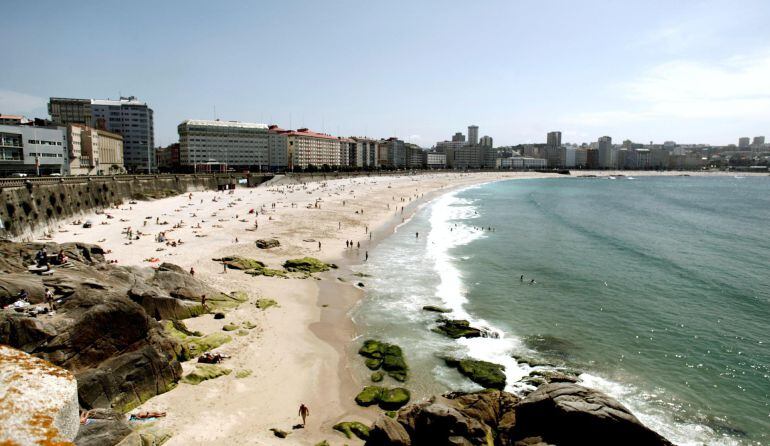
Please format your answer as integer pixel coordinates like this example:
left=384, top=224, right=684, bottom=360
left=178, top=120, right=269, bottom=170
left=479, top=135, right=493, bottom=147
left=468, top=125, right=479, bottom=145
left=91, top=96, right=154, bottom=173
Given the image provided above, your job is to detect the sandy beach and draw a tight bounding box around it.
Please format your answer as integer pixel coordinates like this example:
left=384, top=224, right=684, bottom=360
left=39, top=169, right=765, bottom=445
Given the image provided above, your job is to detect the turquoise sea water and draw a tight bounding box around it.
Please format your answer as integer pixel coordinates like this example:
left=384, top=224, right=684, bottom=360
left=352, top=176, right=770, bottom=446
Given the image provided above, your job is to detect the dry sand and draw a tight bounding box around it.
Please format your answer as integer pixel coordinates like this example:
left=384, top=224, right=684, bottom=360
left=40, top=170, right=762, bottom=445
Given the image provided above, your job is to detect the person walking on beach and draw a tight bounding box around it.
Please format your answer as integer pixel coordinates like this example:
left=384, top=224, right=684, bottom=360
left=298, top=403, right=310, bottom=427
left=318, top=241, right=322, bottom=251
left=190, top=267, right=195, bottom=277
left=223, top=261, right=227, bottom=273
left=365, top=251, right=369, bottom=261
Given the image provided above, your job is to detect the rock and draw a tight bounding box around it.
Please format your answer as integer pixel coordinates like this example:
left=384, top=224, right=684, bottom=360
left=0, top=346, right=79, bottom=445
left=434, top=319, right=484, bottom=339
left=222, top=323, right=239, bottom=331
left=358, top=339, right=409, bottom=382
left=355, top=386, right=384, bottom=407
left=353, top=272, right=372, bottom=277
left=270, top=428, right=289, bottom=438
left=371, top=371, right=384, bottom=382
left=75, top=408, right=133, bottom=446
left=358, top=282, right=365, bottom=287
left=181, top=333, right=232, bottom=359
left=422, top=305, right=451, bottom=313
left=368, top=415, right=411, bottom=446
left=244, top=266, right=287, bottom=277
left=256, top=298, right=278, bottom=310
left=407, top=402, right=492, bottom=446
left=504, top=383, right=674, bottom=446
left=283, top=257, right=333, bottom=273
left=181, top=364, right=232, bottom=385
left=366, top=358, right=383, bottom=370
left=528, top=370, right=579, bottom=384
left=315, top=441, right=330, bottom=446
left=213, top=312, right=225, bottom=319
left=333, top=421, right=371, bottom=440
left=355, top=386, right=410, bottom=410
left=156, top=263, right=186, bottom=274
left=115, top=425, right=173, bottom=446
left=235, top=369, right=252, bottom=379
left=255, top=238, right=280, bottom=249
left=379, top=388, right=411, bottom=410
left=214, top=256, right=266, bottom=270
left=0, top=244, right=184, bottom=414
left=444, top=358, right=507, bottom=390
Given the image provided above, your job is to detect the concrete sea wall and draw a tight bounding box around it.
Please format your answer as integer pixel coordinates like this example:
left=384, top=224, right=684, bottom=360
left=0, top=174, right=272, bottom=240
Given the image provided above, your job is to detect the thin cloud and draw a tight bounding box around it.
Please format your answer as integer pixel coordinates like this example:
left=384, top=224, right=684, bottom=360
left=0, top=90, right=47, bottom=115
left=565, top=50, right=770, bottom=127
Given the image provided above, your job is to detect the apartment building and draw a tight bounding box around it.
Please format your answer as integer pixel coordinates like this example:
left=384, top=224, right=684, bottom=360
left=0, top=124, right=68, bottom=176
left=178, top=120, right=269, bottom=170
left=67, top=124, right=125, bottom=175
left=286, top=128, right=342, bottom=169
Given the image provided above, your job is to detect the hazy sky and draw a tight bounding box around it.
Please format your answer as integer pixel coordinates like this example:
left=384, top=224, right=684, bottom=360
left=2, top=1, right=769, bottom=146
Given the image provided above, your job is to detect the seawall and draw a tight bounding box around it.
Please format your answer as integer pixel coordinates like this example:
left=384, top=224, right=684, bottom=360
left=0, top=174, right=273, bottom=240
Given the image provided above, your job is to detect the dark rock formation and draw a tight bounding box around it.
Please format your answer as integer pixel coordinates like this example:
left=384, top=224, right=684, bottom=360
left=74, top=408, right=133, bottom=446
left=504, top=383, right=674, bottom=446
left=433, top=319, right=484, bottom=339
left=255, top=238, right=280, bottom=249
left=422, top=305, right=451, bottom=313
left=366, top=385, right=673, bottom=446
left=444, top=358, right=507, bottom=390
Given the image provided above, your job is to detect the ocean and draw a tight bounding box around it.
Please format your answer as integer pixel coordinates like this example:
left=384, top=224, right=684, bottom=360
left=351, top=175, right=770, bottom=446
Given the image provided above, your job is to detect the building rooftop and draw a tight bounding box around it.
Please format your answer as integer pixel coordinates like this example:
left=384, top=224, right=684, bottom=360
left=181, top=119, right=268, bottom=130
left=286, top=128, right=340, bottom=141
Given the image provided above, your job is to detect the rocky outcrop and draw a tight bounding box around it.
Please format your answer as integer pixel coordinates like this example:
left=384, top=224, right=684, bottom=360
left=0, top=241, right=239, bottom=414
left=503, top=383, right=674, bottom=446
left=0, top=346, right=80, bottom=445
left=366, top=385, right=673, bottom=446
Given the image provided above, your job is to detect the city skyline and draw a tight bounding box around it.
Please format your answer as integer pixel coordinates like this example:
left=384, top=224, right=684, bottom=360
left=1, top=1, right=769, bottom=147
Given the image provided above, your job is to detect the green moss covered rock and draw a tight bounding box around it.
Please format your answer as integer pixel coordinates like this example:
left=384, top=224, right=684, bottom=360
left=445, top=358, right=506, bottom=390
left=371, top=371, right=384, bottom=382
left=222, top=323, right=239, bottom=331
left=215, top=256, right=266, bottom=270
left=354, top=386, right=410, bottom=410
left=183, top=332, right=232, bottom=359
left=245, top=266, right=287, bottom=278
left=379, top=388, right=411, bottom=410
left=283, top=257, right=334, bottom=273
left=181, top=364, right=231, bottom=385
left=333, top=421, right=370, bottom=440
left=358, top=339, right=408, bottom=381
left=256, top=298, right=278, bottom=310
left=236, top=369, right=252, bottom=379
left=355, top=386, right=383, bottom=406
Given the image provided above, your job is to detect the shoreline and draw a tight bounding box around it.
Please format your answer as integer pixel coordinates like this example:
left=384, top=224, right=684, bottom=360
left=32, top=170, right=764, bottom=444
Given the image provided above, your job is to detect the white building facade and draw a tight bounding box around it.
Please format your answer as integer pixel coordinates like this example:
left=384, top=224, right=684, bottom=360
left=0, top=124, right=69, bottom=176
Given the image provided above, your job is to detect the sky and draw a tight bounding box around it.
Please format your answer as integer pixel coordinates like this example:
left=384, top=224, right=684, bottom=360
left=1, top=0, right=769, bottom=147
